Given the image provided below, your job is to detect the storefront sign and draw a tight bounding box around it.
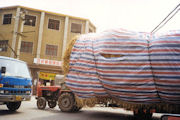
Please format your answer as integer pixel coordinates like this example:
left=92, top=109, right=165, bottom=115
left=39, top=72, right=56, bottom=80
left=34, top=58, right=61, bottom=66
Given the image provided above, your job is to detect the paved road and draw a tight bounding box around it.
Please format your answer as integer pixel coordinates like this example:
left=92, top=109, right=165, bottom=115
left=0, top=96, right=161, bottom=120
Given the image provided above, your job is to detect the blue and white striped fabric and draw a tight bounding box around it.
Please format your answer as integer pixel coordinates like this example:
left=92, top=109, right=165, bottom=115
left=65, top=28, right=180, bottom=104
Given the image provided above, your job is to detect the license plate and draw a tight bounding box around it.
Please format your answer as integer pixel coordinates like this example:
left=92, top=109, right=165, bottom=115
left=16, top=96, right=22, bottom=101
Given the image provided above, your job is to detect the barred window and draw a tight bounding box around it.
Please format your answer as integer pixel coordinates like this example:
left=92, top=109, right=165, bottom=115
left=3, top=14, right=12, bottom=24
left=20, top=41, right=33, bottom=53
left=48, top=19, right=60, bottom=30
left=0, top=40, right=8, bottom=52
left=24, top=15, right=36, bottom=26
left=45, top=44, right=58, bottom=56
left=71, top=23, right=82, bottom=33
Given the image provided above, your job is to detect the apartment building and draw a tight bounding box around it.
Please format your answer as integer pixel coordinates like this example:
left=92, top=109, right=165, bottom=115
left=0, top=6, right=96, bottom=94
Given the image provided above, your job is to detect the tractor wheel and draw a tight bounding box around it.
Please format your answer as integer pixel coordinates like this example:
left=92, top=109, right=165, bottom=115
left=48, top=101, right=57, bottom=108
left=133, top=109, right=152, bottom=120
left=6, top=102, right=21, bottom=111
left=58, top=92, right=77, bottom=112
left=37, top=97, right=46, bottom=109
left=73, top=106, right=82, bottom=112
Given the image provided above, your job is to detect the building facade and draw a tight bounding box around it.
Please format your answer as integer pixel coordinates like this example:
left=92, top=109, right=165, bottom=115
left=0, top=6, right=96, bottom=94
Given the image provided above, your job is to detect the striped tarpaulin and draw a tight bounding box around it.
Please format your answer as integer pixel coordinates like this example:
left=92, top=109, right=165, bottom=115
left=150, top=30, right=180, bottom=104
left=65, top=28, right=180, bottom=104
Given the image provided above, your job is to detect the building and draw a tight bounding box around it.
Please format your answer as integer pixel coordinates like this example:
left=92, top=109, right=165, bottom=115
left=0, top=6, right=96, bottom=94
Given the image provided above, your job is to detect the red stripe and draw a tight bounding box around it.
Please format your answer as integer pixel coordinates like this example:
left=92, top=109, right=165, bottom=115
left=95, top=49, right=148, bottom=53
left=159, top=95, right=180, bottom=99
left=66, top=78, right=100, bottom=85
left=72, top=48, right=93, bottom=53
left=97, top=62, right=150, bottom=66
left=71, top=59, right=180, bottom=66
left=94, top=42, right=147, bottom=46
left=155, top=80, right=180, bottom=84
left=150, top=40, right=180, bottom=44
left=70, top=60, right=95, bottom=65
left=103, top=84, right=156, bottom=91
left=150, top=49, right=180, bottom=52
left=157, top=87, right=180, bottom=92
left=100, top=77, right=153, bottom=82
left=166, top=34, right=180, bottom=36
left=97, top=69, right=152, bottom=74
left=152, top=63, right=180, bottom=66
left=108, top=91, right=158, bottom=97
left=68, top=71, right=98, bottom=78
left=68, top=86, right=106, bottom=92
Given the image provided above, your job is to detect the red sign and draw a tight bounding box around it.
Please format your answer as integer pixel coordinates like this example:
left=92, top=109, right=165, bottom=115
left=34, top=58, right=61, bottom=66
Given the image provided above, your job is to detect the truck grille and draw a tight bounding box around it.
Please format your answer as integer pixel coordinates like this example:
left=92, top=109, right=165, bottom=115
left=3, top=84, right=31, bottom=88
left=3, top=90, right=31, bottom=95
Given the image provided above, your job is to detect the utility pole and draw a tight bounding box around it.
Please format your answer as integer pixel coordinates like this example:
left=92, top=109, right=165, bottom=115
left=16, top=10, right=27, bottom=59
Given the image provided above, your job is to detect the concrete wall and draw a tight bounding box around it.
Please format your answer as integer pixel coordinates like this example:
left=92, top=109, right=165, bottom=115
left=0, top=6, right=96, bottom=65
left=0, top=8, right=16, bottom=57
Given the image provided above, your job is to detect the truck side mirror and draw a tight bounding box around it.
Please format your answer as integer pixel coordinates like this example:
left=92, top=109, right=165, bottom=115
left=1, top=67, right=6, bottom=74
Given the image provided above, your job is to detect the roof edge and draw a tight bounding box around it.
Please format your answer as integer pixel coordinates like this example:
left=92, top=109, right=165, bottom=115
left=0, top=5, right=96, bottom=28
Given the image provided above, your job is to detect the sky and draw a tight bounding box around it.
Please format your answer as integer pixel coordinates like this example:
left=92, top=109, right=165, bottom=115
left=0, top=0, right=180, bottom=33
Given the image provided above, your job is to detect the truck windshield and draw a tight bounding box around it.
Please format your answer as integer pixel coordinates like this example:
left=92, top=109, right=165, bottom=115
left=0, top=59, right=31, bottom=79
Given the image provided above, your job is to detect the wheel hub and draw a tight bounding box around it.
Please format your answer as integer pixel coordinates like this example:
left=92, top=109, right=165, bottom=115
left=62, top=98, right=70, bottom=108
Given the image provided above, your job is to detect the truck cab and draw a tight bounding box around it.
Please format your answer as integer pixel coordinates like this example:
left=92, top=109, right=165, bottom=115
left=0, top=56, right=32, bottom=111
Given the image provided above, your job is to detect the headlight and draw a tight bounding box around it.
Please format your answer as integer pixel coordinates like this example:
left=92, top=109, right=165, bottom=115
left=0, top=84, right=3, bottom=88
left=0, top=90, right=4, bottom=94
left=26, top=91, right=31, bottom=94
left=5, top=91, right=9, bottom=94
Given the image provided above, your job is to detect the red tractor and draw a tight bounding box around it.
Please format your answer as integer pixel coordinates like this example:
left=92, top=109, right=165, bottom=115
left=36, top=75, right=81, bottom=112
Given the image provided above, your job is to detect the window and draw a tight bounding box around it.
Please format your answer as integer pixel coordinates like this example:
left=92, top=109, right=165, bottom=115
left=45, top=44, right=58, bottom=56
left=0, top=40, right=8, bottom=52
left=3, top=14, right=12, bottom=24
left=20, top=41, right=33, bottom=53
left=89, top=29, right=93, bottom=33
left=48, top=19, right=60, bottom=30
left=24, top=15, right=36, bottom=26
left=71, top=23, right=82, bottom=33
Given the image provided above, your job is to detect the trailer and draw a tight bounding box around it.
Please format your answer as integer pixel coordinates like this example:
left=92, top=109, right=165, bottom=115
left=61, top=28, right=180, bottom=120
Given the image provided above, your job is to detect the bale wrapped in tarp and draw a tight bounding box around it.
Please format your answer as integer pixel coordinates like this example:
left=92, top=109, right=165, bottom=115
left=150, top=30, right=180, bottom=104
left=63, top=28, right=180, bottom=112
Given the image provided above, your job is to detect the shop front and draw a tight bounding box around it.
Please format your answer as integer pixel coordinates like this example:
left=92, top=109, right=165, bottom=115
left=29, top=58, right=62, bottom=95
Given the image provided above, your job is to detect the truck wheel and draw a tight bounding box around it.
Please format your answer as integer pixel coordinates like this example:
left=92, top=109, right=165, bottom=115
left=58, top=92, right=76, bottom=112
left=133, top=109, right=152, bottom=120
left=48, top=101, right=57, bottom=108
left=6, top=102, right=21, bottom=111
left=37, top=97, right=46, bottom=109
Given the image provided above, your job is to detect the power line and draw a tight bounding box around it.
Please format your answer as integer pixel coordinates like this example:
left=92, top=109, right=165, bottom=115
left=151, top=3, right=180, bottom=34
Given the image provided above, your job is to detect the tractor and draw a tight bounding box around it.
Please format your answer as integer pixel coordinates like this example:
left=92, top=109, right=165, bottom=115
left=36, top=75, right=81, bottom=112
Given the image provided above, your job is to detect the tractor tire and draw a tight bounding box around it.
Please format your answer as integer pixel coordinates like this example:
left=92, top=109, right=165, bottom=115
left=133, top=109, right=152, bottom=120
left=6, top=102, right=21, bottom=111
left=73, top=106, right=82, bottom=112
left=58, top=92, right=77, bottom=112
left=48, top=101, right=57, bottom=108
left=37, top=97, right=46, bottom=109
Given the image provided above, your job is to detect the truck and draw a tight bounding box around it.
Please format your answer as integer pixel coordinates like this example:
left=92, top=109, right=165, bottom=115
left=0, top=56, right=32, bottom=111
left=61, top=29, right=180, bottom=120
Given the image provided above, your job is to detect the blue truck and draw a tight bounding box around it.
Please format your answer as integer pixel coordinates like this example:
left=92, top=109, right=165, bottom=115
left=0, top=56, right=32, bottom=111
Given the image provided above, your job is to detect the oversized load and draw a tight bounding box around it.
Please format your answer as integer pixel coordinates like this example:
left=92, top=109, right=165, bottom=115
left=62, top=28, right=180, bottom=114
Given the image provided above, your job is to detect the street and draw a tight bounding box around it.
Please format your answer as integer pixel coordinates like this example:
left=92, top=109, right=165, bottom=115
left=0, top=96, right=161, bottom=120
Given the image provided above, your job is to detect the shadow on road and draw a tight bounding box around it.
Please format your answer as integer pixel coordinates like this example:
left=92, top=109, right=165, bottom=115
left=0, top=110, right=21, bottom=115
left=29, top=109, right=160, bottom=120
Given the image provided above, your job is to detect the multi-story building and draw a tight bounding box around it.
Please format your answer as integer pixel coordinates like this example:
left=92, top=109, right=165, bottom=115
left=0, top=6, right=96, bottom=94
